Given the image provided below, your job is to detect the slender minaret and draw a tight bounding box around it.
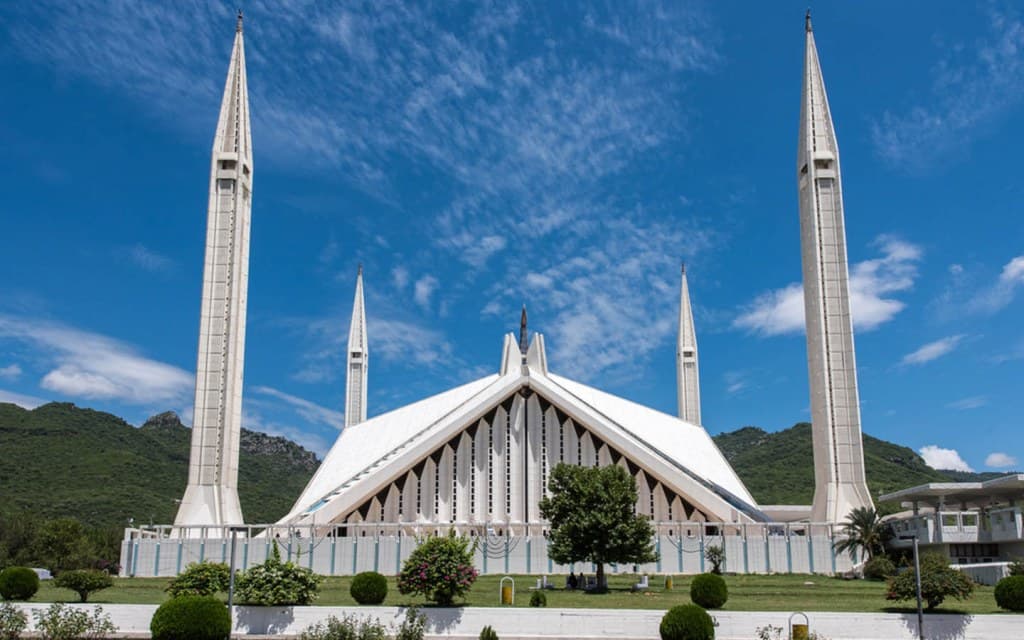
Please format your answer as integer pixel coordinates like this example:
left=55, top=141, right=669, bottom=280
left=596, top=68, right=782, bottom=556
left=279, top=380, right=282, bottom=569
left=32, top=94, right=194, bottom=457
left=175, top=12, right=252, bottom=528
left=676, top=264, right=702, bottom=426
left=345, top=266, right=368, bottom=427
left=798, top=12, right=873, bottom=523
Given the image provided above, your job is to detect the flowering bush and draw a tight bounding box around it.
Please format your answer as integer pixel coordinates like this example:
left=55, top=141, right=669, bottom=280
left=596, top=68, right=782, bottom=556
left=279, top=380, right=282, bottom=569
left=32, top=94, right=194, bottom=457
left=235, top=544, right=322, bottom=606
left=397, top=533, right=478, bottom=606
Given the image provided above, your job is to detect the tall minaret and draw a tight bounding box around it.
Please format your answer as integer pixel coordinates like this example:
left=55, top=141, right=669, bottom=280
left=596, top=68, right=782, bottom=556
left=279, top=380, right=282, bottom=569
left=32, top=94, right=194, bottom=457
left=345, top=266, right=368, bottom=427
left=175, top=12, right=252, bottom=528
left=797, top=12, right=873, bottom=523
left=676, top=264, right=702, bottom=426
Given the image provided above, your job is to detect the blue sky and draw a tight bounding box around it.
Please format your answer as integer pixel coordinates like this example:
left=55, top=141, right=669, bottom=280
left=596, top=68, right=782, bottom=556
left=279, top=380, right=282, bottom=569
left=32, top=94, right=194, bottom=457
left=1, top=1, right=1021, bottom=474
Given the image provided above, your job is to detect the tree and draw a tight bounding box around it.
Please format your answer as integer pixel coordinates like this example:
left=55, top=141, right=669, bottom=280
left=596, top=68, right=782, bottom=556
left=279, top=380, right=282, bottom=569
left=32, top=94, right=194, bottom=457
left=886, top=552, right=974, bottom=610
left=538, top=463, right=658, bottom=589
left=833, top=506, right=890, bottom=562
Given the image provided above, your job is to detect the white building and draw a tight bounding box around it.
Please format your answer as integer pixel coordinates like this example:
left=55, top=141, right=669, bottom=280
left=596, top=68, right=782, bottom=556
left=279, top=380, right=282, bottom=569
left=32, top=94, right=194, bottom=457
left=278, top=327, right=763, bottom=534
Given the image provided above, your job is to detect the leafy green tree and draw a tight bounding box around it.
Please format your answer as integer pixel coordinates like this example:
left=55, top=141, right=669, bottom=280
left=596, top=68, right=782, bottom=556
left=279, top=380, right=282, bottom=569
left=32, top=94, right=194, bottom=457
left=833, top=507, right=890, bottom=561
left=52, top=569, right=113, bottom=603
left=886, top=552, right=974, bottom=610
left=539, top=463, right=658, bottom=589
left=397, top=533, right=478, bottom=606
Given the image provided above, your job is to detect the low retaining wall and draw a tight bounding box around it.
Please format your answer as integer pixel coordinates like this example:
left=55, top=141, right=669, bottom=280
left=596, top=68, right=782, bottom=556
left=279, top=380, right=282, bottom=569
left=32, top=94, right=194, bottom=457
left=121, top=533, right=852, bottom=578
left=10, top=604, right=1021, bottom=640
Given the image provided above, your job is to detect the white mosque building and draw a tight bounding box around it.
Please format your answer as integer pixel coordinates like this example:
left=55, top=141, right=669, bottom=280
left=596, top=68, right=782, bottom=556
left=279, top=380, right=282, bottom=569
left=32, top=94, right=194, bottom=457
left=128, top=12, right=884, bottom=576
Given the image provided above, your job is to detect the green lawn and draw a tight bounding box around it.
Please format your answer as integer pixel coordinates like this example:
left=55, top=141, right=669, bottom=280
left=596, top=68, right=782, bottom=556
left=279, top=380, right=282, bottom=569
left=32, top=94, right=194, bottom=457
left=33, top=573, right=1007, bottom=614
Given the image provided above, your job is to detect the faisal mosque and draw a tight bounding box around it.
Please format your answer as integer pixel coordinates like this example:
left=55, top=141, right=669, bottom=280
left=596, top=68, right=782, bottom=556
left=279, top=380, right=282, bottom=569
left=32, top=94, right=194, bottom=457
left=172, top=11, right=873, bottom=541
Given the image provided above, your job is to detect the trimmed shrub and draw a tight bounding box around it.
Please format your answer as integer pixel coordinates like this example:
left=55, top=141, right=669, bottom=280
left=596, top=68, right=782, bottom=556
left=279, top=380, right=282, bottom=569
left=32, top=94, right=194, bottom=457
left=659, top=604, right=715, bottom=640
left=529, top=590, right=547, bottom=607
left=150, top=595, right=230, bottom=640
left=235, top=544, right=321, bottom=606
left=32, top=603, right=116, bottom=640
left=298, top=614, right=387, bottom=640
left=350, top=571, right=388, bottom=605
left=479, top=625, right=499, bottom=640
left=52, top=569, right=113, bottom=603
left=0, top=567, right=40, bottom=601
left=886, top=553, right=974, bottom=610
left=689, top=573, right=727, bottom=609
left=863, top=556, right=896, bottom=581
left=166, top=562, right=230, bottom=597
left=0, top=602, right=28, bottom=640
left=994, top=575, right=1024, bottom=612
left=397, top=533, right=478, bottom=606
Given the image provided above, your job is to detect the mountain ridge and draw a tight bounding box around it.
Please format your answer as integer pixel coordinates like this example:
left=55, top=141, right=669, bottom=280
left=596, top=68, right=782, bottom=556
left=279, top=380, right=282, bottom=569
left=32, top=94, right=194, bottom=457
left=1, top=402, right=1014, bottom=528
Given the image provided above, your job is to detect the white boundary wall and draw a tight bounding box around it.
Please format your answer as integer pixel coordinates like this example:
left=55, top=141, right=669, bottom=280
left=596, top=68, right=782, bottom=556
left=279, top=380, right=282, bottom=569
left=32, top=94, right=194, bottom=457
left=121, top=530, right=853, bottom=577
left=10, top=604, right=1021, bottom=640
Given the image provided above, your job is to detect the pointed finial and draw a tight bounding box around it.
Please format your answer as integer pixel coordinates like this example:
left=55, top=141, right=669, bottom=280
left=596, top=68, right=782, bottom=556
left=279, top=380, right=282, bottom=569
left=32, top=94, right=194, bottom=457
left=519, top=305, right=529, bottom=354
left=805, top=9, right=812, bottom=33
left=236, top=9, right=244, bottom=33
left=681, top=262, right=686, bottom=275
left=357, top=262, right=363, bottom=277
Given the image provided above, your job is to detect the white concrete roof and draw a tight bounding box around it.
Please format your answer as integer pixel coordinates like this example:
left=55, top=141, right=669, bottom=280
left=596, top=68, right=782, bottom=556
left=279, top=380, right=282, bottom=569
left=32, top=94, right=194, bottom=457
left=281, top=374, right=500, bottom=522
left=281, top=337, right=762, bottom=525
left=546, top=373, right=756, bottom=506
left=880, top=474, right=1024, bottom=506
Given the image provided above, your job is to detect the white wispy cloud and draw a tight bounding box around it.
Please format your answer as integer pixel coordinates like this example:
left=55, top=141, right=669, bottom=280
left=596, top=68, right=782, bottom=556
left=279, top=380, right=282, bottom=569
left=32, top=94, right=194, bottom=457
left=872, top=8, right=1024, bottom=170
left=900, top=334, right=966, bottom=366
left=946, top=395, right=988, bottom=410
left=985, top=452, right=1018, bottom=469
left=0, top=388, right=47, bottom=409
left=0, top=364, right=22, bottom=380
left=969, top=255, right=1024, bottom=314
left=413, top=275, right=439, bottom=311
left=251, top=385, right=346, bottom=431
left=734, top=236, right=922, bottom=336
left=126, top=243, right=175, bottom=273
left=919, top=445, right=973, bottom=472
left=723, top=370, right=748, bottom=395
left=0, top=313, right=193, bottom=405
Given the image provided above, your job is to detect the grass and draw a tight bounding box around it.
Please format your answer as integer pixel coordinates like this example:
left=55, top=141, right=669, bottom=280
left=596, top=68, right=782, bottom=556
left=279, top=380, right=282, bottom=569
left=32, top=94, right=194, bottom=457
left=32, top=573, right=1006, bottom=614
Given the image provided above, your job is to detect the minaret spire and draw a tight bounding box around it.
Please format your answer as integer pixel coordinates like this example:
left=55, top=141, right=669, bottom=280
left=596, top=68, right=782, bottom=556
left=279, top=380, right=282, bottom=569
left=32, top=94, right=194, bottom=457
left=345, top=265, right=369, bottom=427
left=519, top=305, right=529, bottom=354
left=797, top=16, right=873, bottom=522
left=676, top=263, right=702, bottom=426
left=176, top=15, right=254, bottom=529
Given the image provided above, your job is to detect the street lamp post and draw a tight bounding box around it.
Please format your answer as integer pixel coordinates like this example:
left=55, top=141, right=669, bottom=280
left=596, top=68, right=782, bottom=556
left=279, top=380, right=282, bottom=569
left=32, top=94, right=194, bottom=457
left=898, top=535, right=924, bottom=640
left=227, top=526, right=248, bottom=635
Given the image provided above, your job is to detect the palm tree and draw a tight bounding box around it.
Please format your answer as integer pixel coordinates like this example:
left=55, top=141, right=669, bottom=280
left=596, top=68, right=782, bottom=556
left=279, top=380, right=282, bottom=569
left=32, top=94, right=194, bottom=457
left=833, top=506, right=890, bottom=561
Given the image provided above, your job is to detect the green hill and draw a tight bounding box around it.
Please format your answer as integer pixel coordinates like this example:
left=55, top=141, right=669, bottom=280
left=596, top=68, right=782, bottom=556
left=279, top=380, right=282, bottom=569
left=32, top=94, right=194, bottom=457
left=712, top=422, right=1009, bottom=508
left=0, top=402, right=318, bottom=527
left=2, top=402, right=1010, bottom=529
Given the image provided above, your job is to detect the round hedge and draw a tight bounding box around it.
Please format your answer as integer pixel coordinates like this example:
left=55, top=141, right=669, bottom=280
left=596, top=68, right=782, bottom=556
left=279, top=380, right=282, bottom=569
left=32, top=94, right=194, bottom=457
left=689, top=573, right=728, bottom=609
left=150, top=595, right=230, bottom=640
left=350, top=571, right=388, bottom=605
left=863, top=556, right=896, bottom=581
left=660, top=604, right=715, bottom=640
left=0, top=567, right=40, bottom=601
left=529, top=590, right=547, bottom=607
left=995, top=575, right=1024, bottom=612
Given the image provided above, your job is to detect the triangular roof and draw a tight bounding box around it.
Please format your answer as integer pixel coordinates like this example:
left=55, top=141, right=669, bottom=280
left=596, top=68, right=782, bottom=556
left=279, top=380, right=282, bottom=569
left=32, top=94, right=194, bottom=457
left=280, top=334, right=764, bottom=526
